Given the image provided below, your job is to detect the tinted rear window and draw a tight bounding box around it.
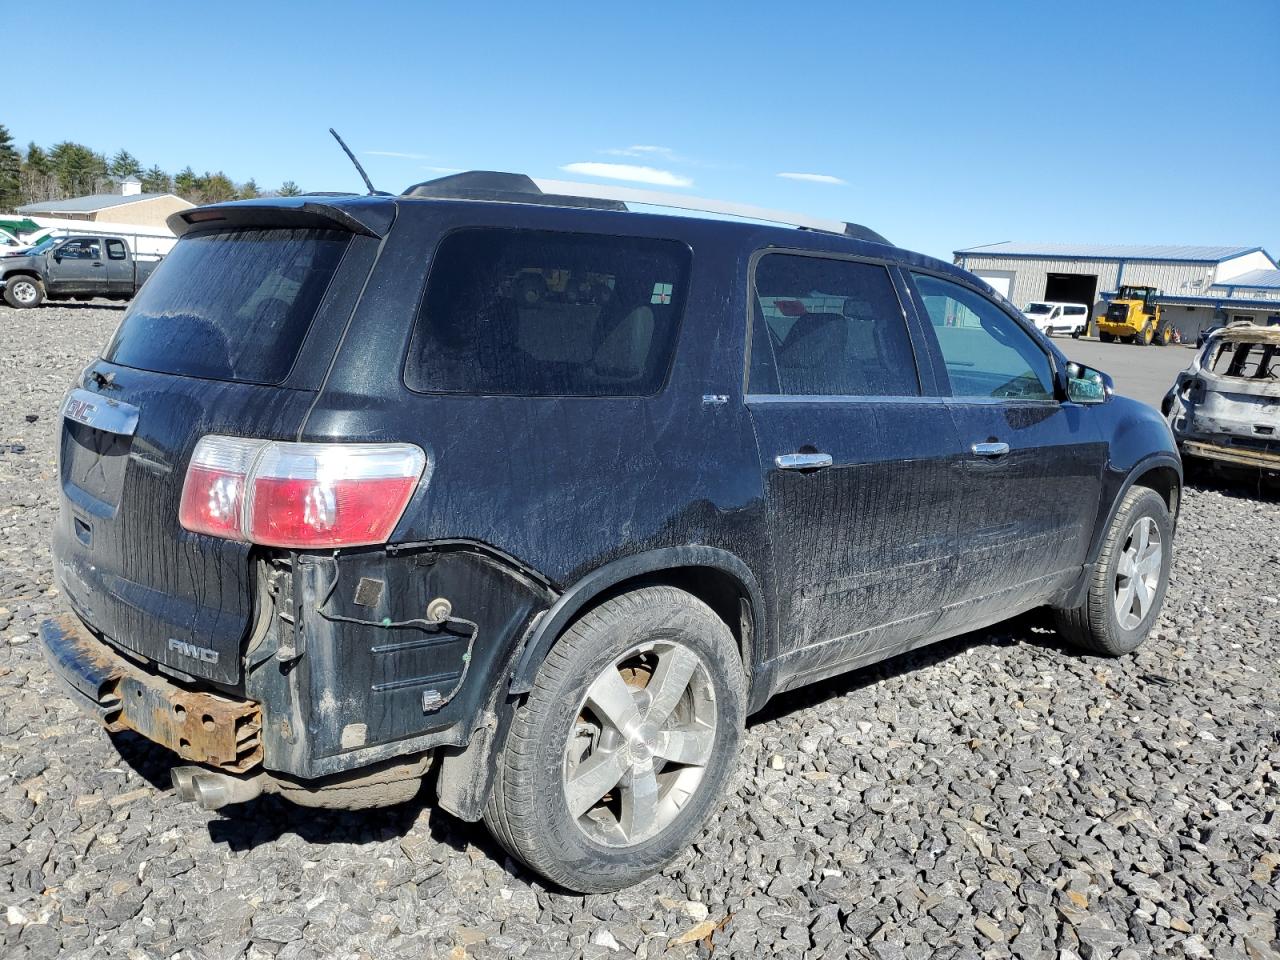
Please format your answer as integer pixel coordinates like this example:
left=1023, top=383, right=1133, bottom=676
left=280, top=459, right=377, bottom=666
left=405, top=228, right=690, bottom=396
left=104, top=228, right=350, bottom=384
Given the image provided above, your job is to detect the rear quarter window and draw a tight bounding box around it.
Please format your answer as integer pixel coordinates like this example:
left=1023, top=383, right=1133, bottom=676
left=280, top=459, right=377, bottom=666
left=405, top=228, right=691, bottom=397
left=104, top=228, right=350, bottom=384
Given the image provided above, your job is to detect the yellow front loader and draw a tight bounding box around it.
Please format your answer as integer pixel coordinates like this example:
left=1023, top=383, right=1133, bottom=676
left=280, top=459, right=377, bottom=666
left=1097, top=285, right=1171, bottom=345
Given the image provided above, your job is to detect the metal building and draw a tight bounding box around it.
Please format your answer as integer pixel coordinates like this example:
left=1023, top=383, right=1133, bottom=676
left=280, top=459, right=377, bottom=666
left=953, top=242, right=1277, bottom=339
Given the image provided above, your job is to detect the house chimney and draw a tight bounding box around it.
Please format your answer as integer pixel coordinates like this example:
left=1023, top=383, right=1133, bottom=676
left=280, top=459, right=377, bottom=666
left=120, top=176, right=143, bottom=197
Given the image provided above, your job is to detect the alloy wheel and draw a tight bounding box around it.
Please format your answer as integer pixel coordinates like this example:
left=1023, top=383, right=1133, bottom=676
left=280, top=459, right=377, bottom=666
left=12, top=280, right=37, bottom=305
left=562, top=640, right=717, bottom=847
left=1114, top=516, right=1162, bottom=630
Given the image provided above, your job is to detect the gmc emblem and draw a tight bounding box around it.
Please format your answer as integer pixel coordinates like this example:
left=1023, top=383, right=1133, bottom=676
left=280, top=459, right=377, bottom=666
left=65, top=397, right=97, bottom=425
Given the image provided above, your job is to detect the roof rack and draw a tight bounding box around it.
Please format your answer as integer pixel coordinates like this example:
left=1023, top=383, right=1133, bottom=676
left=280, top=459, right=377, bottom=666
left=400, top=171, right=889, bottom=245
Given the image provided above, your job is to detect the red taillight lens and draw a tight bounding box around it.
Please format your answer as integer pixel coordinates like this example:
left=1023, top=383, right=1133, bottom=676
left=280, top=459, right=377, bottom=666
left=178, top=437, right=265, bottom=539
left=179, top=437, right=427, bottom=548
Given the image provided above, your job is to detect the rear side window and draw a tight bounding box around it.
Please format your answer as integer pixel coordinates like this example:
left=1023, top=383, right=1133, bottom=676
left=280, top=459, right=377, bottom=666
left=104, top=228, right=350, bottom=384
left=405, top=228, right=690, bottom=396
left=748, top=253, right=919, bottom=397
left=106, top=239, right=127, bottom=260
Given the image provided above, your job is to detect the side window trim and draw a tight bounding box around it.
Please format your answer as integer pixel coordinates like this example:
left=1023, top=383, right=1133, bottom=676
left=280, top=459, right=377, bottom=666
left=742, top=246, right=932, bottom=401
left=901, top=266, right=1063, bottom=402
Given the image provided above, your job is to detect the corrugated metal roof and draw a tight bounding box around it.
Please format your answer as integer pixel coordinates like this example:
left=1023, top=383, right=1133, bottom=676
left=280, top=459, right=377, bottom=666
left=17, top=192, right=174, bottom=214
left=954, top=241, right=1265, bottom=263
left=1217, top=268, right=1280, bottom=289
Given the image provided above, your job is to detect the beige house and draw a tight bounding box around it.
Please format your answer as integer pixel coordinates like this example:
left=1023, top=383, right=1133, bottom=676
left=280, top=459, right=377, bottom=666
left=17, top=178, right=194, bottom=229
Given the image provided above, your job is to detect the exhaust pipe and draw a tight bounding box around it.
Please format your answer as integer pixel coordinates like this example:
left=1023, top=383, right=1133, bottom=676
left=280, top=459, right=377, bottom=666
left=171, top=765, right=200, bottom=802
left=171, top=765, right=266, bottom=810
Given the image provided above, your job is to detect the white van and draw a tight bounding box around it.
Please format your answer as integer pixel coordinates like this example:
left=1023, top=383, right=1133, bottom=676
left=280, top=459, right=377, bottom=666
left=1023, top=301, right=1089, bottom=337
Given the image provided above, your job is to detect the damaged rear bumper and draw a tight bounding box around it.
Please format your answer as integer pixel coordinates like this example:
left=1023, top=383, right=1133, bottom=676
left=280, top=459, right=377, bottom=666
left=39, top=613, right=263, bottom=772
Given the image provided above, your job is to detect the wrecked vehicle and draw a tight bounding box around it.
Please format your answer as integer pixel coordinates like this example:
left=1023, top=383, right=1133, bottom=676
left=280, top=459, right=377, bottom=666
left=40, top=172, right=1181, bottom=892
left=1164, top=322, right=1280, bottom=477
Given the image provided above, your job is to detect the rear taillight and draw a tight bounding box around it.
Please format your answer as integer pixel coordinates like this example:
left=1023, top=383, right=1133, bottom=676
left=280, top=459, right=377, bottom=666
left=179, top=436, right=427, bottom=548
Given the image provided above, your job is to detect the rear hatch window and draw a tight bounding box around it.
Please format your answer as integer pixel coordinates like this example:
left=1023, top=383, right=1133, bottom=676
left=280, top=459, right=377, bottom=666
left=406, top=228, right=691, bottom=396
left=104, top=228, right=350, bottom=384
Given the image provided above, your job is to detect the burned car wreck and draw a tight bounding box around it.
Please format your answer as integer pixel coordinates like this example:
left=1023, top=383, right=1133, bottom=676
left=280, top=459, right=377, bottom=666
left=40, top=172, right=1181, bottom=892
left=1164, top=322, right=1280, bottom=477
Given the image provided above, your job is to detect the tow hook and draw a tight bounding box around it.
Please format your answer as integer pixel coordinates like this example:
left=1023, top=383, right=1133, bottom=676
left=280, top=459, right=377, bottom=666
left=171, top=765, right=266, bottom=810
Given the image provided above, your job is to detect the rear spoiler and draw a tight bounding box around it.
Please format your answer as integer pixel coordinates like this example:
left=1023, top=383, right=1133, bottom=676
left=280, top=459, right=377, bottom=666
left=167, top=197, right=395, bottom=239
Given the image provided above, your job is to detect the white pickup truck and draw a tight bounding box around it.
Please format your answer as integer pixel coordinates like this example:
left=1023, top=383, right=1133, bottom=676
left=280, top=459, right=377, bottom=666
left=1023, top=301, right=1089, bottom=338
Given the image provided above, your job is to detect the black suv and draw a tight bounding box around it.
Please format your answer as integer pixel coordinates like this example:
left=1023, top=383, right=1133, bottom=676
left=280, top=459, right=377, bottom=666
left=40, top=173, right=1181, bottom=892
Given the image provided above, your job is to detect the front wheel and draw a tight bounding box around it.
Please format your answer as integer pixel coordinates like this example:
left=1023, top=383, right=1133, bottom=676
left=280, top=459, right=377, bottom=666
left=1099, top=332, right=1115, bottom=343
left=3, top=276, right=44, bottom=309
left=1054, top=486, right=1172, bottom=655
left=484, top=586, right=745, bottom=892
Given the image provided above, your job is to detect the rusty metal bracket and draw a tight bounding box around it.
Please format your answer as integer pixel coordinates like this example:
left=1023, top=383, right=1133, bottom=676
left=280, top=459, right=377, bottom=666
left=40, top=613, right=263, bottom=773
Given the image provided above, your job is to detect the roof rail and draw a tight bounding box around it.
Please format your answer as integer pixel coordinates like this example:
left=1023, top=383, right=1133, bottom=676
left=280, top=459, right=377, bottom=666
left=400, top=171, right=889, bottom=245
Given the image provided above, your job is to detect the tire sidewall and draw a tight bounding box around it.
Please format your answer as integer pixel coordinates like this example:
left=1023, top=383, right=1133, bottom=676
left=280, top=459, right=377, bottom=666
left=522, top=600, right=744, bottom=889
left=1099, top=490, right=1172, bottom=653
left=6, top=278, right=42, bottom=308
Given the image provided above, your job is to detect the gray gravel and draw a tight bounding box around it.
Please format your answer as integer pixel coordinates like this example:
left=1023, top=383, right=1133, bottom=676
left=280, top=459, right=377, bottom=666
left=2, top=304, right=1278, bottom=960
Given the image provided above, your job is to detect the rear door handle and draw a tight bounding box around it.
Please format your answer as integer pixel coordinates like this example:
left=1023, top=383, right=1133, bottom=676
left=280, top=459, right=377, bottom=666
left=971, top=441, right=1010, bottom=457
left=776, top=452, right=833, bottom=470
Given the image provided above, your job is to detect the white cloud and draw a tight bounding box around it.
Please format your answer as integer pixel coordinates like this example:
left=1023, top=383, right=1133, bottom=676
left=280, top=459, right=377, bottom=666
left=365, top=150, right=434, bottom=160
left=777, top=172, right=846, bottom=185
left=601, top=145, right=679, bottom=160
left=421, top=166, right=463, bottom=175
left=561, top=162, right=693, bottom=188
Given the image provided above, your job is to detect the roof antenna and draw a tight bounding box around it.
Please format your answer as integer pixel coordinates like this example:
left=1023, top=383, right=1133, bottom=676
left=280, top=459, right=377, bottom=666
left=329, top=127, right=380, bottom=195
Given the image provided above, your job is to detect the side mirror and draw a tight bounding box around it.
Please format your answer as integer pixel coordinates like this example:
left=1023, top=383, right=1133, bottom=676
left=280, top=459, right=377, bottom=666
left=1065, top=361, right=1111, bottom=404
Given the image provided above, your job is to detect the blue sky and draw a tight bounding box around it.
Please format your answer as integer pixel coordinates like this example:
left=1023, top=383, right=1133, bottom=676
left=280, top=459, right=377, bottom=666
left=5, top=1, right=1278, bottom=260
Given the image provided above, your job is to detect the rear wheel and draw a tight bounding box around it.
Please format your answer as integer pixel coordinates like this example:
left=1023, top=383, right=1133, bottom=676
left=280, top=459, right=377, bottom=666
left=484, top=586, right=745, bottom=892
left=3, top=276, right=43, bottom=309
left=1054, top=486, right=1172, bottom=656
left=1099, top=332, right=1115, bottom=343
left=1158, top=324, right=1173, bottom=346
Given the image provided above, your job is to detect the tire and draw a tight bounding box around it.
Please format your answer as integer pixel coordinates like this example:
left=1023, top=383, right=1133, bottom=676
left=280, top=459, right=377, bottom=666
left=484, top=586, right=746, bottom=892
left=1138, top=322, right=1153, bottom=346
left=1158, top=324, right=1172, bottom=346
left=1099, top=332, right=1115, bottom=343
left=3, top=276, right=43, bottom=309
left=1071, top=326, right=1083, bottom=339
left=1054, top=486, right=1172, bottom=656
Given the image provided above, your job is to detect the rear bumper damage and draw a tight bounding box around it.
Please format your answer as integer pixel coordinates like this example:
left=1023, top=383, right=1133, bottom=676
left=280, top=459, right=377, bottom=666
left=39, top=543, right=556, bottom=812
left=39, top=613, right=263, bottom=772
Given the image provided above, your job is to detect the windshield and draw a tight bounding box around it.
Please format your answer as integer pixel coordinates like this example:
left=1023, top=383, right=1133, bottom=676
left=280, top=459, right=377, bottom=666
left=14, top=236, right=57, bottom=255
left=1024, top=303, right=1053, bottom=315
left=104, top=228, right=350, bottom=384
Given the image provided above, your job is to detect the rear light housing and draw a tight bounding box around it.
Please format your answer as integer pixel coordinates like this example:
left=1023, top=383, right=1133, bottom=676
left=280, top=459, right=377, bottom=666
left=179, top=436, right=427, bottom=548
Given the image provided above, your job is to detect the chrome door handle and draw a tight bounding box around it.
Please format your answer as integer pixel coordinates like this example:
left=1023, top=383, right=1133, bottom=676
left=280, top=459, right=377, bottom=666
left=776, top=452, right=833, bottom=470
left=971, top=441, right=1010, bottom=457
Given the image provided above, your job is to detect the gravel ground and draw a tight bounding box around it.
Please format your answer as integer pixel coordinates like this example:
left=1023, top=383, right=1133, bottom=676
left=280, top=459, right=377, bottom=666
left=2, top=304, right=1278, bottom=960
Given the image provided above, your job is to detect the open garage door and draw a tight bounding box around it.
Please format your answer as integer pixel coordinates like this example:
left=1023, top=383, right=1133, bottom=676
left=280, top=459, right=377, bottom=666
left=1044, top=273, right=1099, bottom=333
left=1044, top=273, right=1098, bottom=309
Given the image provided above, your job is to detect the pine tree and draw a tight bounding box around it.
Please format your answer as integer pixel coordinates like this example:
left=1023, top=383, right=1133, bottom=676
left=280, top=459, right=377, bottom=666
left=173, top=166, right=198, bottom=199
left=25, top=142, right=51, bottom=175
left=109, top=149, right=142, bottom=180
left=0, top=125, right=21, bottom=211
left=199, top=171, right=237, bottom=204
left=277, top=180, right=302, bottom=197
left=238, top=178, right=260, bottom=199
left=49, top=141, right=107, bottom=195
left=141, top=165, right=171, bottom=193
